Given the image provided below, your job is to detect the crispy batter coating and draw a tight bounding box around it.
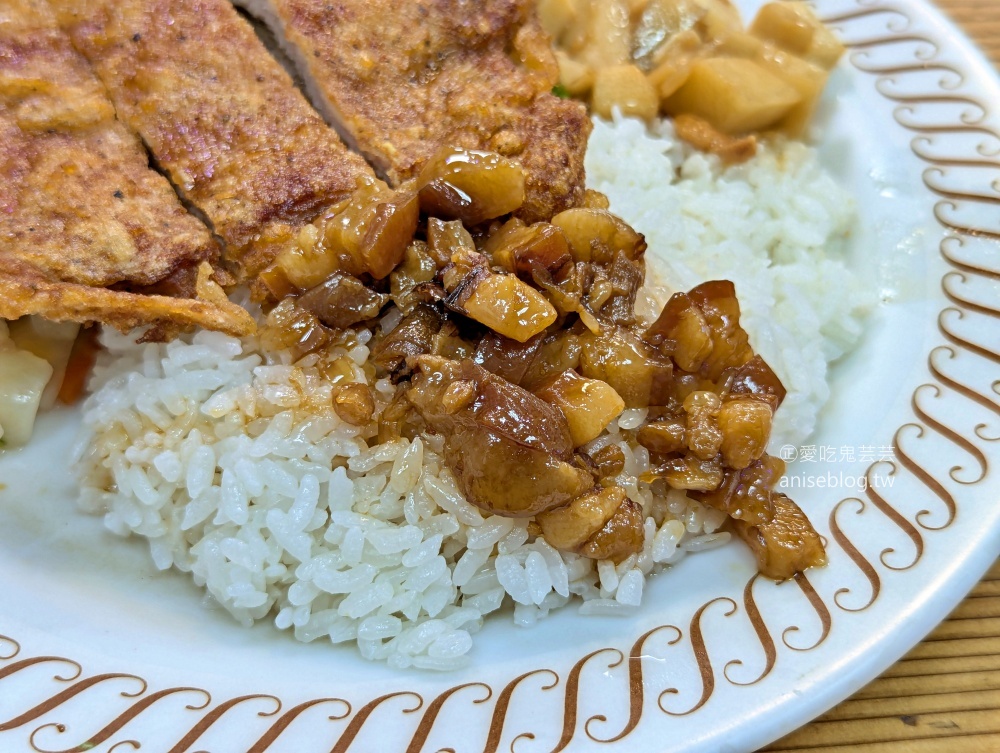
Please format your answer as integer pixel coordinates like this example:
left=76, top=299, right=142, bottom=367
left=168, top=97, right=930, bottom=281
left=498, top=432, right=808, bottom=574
left=49, top=0, right=375, bottom=255
left=239, top=0, right=591, bottom=222
left=0, top=0, right=253, bottom=336
left=0, top=260, right=254, bottom=336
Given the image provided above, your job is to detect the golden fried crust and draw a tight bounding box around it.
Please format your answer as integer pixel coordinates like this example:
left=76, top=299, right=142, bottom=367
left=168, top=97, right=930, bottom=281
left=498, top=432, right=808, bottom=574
left=0, top=260, right=254, bottom=337
left=0, top=1, right=251, bottom=336
left=49, top=0, right=374, bottom=252
left=259, top=0, right=591, bottom=222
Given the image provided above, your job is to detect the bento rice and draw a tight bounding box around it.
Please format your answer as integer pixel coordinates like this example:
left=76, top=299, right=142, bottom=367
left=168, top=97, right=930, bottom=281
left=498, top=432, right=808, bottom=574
left=74, top=117, right=862, bottom=669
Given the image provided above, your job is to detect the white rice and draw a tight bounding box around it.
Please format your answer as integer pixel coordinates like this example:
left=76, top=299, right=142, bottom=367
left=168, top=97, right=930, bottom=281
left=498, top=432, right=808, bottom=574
left=587, top=115, right=867, bottom=445
left=74, top=118, right=864, bottom=669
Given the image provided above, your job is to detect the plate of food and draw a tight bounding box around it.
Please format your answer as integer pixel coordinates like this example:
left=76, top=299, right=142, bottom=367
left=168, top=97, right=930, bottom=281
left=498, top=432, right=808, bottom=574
left=1, top=0, right=998, bottom=751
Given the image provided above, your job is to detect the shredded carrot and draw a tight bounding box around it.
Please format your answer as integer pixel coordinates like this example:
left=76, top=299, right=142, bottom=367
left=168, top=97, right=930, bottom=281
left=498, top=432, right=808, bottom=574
left=57, top=326, right=100, bottom=405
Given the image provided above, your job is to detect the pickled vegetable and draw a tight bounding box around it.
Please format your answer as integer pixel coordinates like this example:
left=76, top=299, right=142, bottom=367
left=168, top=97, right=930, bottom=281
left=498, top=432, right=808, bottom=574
left=750, top=1, right=845, bottom=69
left=672, top=112, right=757, bottom=164
left=591, top=64, right=659, bottom=120
left=0, top=322, right=54, bottom=448
left=633, top=0, right=705, bottom=68
left=542, top=0, right=842, bottom=138
left=538, top=0, right=578, bottom=39
left=57, top=327, right=100, bottom=406
left=8, top=317, right=79, bottom=409
left=578, top=0, right=631, bottom=69
left=754, top=44, right=829, bottom=136
left=646, top=29, right=701, bottom=98
left=663, top=57, right=801, bottom=134
left=555, top=50, right=594, bottom=96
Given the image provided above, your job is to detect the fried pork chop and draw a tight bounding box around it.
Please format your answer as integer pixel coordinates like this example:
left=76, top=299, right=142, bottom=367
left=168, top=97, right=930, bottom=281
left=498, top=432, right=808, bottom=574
left=0, top=0, right=253, bottom=336
left=49, top=0, right=375, bottom=267
left=234, top=0, right=591, bottom=223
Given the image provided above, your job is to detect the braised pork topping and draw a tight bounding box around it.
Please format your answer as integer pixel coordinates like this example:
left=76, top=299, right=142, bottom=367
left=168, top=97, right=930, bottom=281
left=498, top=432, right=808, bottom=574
left=258, top=145, right=824, bottom=576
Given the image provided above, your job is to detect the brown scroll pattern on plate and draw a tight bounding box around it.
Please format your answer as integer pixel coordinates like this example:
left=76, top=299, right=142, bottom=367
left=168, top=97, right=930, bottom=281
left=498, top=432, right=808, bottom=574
left=2, top=0, right=1000, bottom=750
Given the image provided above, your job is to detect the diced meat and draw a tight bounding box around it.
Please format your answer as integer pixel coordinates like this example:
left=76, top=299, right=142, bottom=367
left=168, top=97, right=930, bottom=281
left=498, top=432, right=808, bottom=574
left=411, top=357, right=574, bottom=457
left=578, top=328, right=673, bottom=408
left=473, top=331, right=545, bottom=385
left=416, top=147, right=528, bottom=226
left=724, top=355, right=787, bottom=411
left=370, top=305, right=444, bottom=375
left=49, top=0, right=374, bottom=265
left=481, top=219, right=573, bottom=278
left=407, top=356, right=594, bottom=516
left=635, top=278, right=825, bottom=579
left=0, top=0, right=252, bottom=336
left=732, top=493, right=827, bottom=580
left=297, top=272, right=388, bottom=329
left=532, top=369, right=625, bottom=447
left=333, top=383, right=376, bottom=425
left=693, top=455, right=785, bottom=526
left=389, top=241, right=439, bottom=315
left=257, top=298, right=331, bottom=360
left=447, top=269, right=557, bottom=343
left=672, top=113, right=758, bottom=165
left=644, top=279, right=752, bottom=382
left=234, top=0, right=591, bottom=222
left=536, top=486, right=643, bottom=563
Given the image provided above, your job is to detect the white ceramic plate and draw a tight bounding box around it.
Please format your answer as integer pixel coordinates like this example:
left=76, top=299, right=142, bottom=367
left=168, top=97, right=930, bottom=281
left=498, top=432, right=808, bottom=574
left=2, top=1, right=999, bottom=751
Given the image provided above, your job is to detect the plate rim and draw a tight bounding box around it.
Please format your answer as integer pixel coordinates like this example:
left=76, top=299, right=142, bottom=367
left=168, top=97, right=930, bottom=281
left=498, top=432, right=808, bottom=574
left=2, top=1, right=1000, bottom=751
